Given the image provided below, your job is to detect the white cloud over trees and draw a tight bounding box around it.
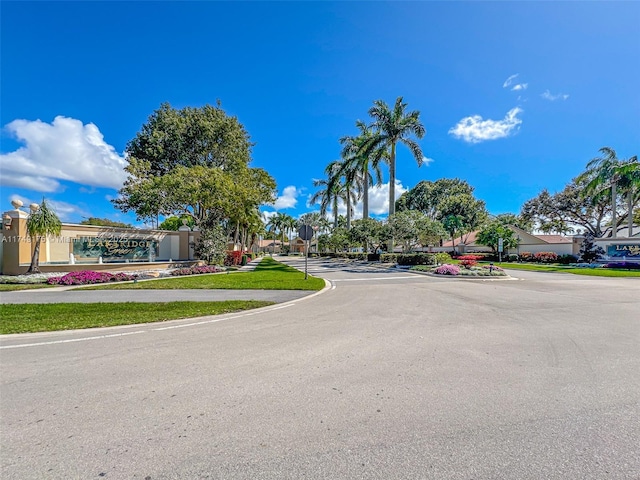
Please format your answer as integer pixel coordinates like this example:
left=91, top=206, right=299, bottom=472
left=449, top=107, right=523, bottom=143
left=0, top=116, right=127, bottom=192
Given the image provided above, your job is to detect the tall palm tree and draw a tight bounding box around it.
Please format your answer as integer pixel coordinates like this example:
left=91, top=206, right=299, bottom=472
left=326, top=158, right=361, bottom=230
left=310, top=161, right=349, bottom=229
left=339, top=120, right=385, bottom=220
left=265, top=215, right=280, bottom=254
left=366, top=97, right=426, bottom=218
left=579, top=147, right=639, bottom=238
left=616, top=157, right=640, bottom=237
left=26, top=198, right=62, bottom=274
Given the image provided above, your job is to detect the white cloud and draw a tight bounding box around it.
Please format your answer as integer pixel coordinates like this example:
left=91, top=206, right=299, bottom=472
left=422, top=156, right=435, bottom=166
left=449, top=107, right=523, bottom=144
left=0, top=116, right=127, bottom=193
left=511, top=83, right=528, bottom=91
left=541, top=89, right=569, bottom=101
left=274, top=185, right=301, bottom=209
left=503, top=74, right=519, bottom=88
left=308, top=180, right=408, bottom=219
left=1, top=173, right=61, bottom=192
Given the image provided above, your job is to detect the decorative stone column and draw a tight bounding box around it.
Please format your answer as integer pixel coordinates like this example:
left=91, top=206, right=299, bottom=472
left=178, top=220, right=191, bottom=260
left=1, top=200, right=31, bottom=275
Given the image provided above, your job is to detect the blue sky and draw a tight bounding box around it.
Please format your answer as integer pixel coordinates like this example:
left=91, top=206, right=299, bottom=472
left=1, top=1, right=639, bottom=225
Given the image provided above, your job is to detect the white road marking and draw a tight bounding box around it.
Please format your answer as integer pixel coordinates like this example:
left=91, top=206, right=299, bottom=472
left=0, top=331, right=146, bottom=350
left=332, top=276, right=417, bottom=282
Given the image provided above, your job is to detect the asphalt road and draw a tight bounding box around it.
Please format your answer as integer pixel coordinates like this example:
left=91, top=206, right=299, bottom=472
left=1, top=258, right=639, bottom=479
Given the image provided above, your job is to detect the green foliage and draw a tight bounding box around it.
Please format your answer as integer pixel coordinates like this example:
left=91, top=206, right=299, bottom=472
left=366, top=96, right=425, bottom=217
left=380, top=253, right=398, bottom=263
left=194, top=216, right=228, bottom=265
left=79, top=217, right=132, bottom=228
left=125, top=102, right=253, bottom=175
left=476, top=220, right=518, bottom=253
left=434, top=252, right=452, bottom=265
left=388, top=210, right=445, bottom=253
left=578, top=233, right=605, bottom=263
left=349, top=218, right=391, bottom=253
left=396, top=253, right=436, bottom=266
left=493, top=213, right=533, bottom=232
left=26, top=198, right=62, bottom=274
left=114, top=103, right=276, bottom=227
left=159, top=215, right=195, bottom=231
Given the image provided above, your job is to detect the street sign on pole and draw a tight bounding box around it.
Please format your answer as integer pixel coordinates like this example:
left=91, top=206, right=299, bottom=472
left=298, top=225, right=313, bottom=280
left=498, top=237, right=503, bottom=262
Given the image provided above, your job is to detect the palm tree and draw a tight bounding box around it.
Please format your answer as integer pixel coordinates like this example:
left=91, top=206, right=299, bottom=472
left=339, top=120, right=385, bottom=220
left=579, top=147, right=639, bottom=238
left=26, top=198, right=62, bottom=274
left=365, top=97, right=426, bottom=218
left=616, top=157, right=640, bottom=237
left=325, top=158, right=361, bottom=230
left=310, top=161, right=349, bottom=229
left=265, top=215, right=280, bottom=254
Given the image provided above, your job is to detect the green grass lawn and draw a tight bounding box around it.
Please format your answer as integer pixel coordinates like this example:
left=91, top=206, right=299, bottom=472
left=0, top=283, right=53, bottom=292
left=0, top=301, right=274, bottom=334
left=492, top=262, right=640, bottom=277
left=86, top=257, right=326, bottom=291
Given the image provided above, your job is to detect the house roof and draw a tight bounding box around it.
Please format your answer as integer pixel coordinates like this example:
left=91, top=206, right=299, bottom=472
left=533, top=235, right=572, bottom=244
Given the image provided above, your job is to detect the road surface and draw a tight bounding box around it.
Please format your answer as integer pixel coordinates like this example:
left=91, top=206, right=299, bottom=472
left=1, top=258, right=639, bottom=479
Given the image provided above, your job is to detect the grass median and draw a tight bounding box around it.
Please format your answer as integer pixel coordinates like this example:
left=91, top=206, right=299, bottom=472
left=86, top=257, right=326, bottom=291
left=0, top=301, right=275, bottom=334
left=492, top=262, right=640, bottom=277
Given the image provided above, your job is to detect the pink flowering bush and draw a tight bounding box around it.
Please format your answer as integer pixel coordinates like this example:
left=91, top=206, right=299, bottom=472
left=47, top=271, right=134, bottom=285
left=170, top=265, right=221, bottom=276
left=434, top=264, right=460, bottom=276
left=533, top=252, right=558, bottom=263
left=459, top=259, right=478, bottom=269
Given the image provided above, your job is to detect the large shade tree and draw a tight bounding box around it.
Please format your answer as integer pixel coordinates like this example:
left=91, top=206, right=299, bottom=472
left=26, top=199, right=62, bottom=274
left=114, top=103, right=276, bottom=231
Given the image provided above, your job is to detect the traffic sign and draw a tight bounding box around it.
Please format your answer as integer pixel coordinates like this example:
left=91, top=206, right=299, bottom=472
left=298, top=225, right=314, bottom=241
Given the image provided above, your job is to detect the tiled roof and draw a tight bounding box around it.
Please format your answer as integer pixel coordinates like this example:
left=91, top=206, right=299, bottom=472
left=533, top=235, right=572, bottom=244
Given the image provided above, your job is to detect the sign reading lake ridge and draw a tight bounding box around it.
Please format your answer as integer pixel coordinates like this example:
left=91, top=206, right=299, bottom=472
left=298, top=225, right=314, bottom=241
left=607, top=244, right=640, bottom=258
left=73, top=236, right=158, bottom=261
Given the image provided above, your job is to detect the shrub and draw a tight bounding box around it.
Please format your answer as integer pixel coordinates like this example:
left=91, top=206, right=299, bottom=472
left=534, top=252, right=558, bottom=263
left=434, top=264, right=460, bottom=276
left=170, top=265, right=221, bottom=276
left=557, top=254, right=578, bottom=265
left=456, top=255, right=483, bottom=261
left=47, top=271, right=134, bottom=285
left=460, top=259, right=477, bottom=269
left=380, top=253, right=398, bottom=263
left=397, top=253, right=436, bottom=266
left=519, top=252, right=534, bottom=262
left=434, top=252, right=452, bottom=265
left=367, top=253, right=381, bottom=262
left=224, top=251, right=244, bottom=266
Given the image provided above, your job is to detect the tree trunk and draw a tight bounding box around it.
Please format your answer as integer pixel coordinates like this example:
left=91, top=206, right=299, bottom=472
left=333, top=198, right=338, bottom=230
left=628, top=188, right=634, bottom=238
left=363, top=178, right=369, bottom=220
left=27, top=237, right=41, bottom=274
left=388, top=142, right=396, bottom=253
left=611, top=181, right=617, bottom=238
left=346, top=188, right=352, bottom=230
